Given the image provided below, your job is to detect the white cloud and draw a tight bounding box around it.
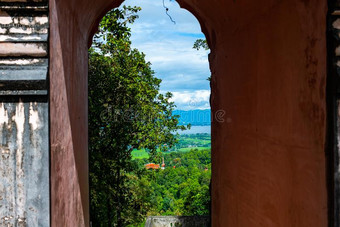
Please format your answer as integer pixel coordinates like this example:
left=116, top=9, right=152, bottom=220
left=120, top=0, right=210, bottom=109
left=167, top=90, right=211, bottom=110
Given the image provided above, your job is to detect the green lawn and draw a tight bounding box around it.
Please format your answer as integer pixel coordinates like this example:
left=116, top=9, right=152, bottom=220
left=177, top=147, right=208, bottom=152
left=131, top=149, right=149, bottom=159
left=132, top=147, right=210, bottom=159
left=132, top=133, right=211, bottom=159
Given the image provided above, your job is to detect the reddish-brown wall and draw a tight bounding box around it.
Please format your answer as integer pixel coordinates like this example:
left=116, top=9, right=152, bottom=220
left=49, top=0, right=328, bottom=226
left=208, top=1, right=328, bottom=226
left=49, top=0, right=90, bottom=225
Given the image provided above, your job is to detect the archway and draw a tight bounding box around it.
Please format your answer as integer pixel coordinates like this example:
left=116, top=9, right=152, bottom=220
left=49, top=0, right=329, bottom=226
left=50, top=0, right=216, bottom=226
left=88, top=2, right=212, bottom=225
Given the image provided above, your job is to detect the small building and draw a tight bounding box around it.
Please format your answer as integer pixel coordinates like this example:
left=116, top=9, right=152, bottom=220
left=145, top=163, right=160, bottom=170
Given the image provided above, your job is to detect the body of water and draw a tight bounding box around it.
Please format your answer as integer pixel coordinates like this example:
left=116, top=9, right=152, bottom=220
left=177, top=125, right=211, bottom=134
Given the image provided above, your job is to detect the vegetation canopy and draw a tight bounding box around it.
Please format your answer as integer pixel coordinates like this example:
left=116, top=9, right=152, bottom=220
left=89, top=6, right=188, bottom=226
left=89, top=5, right=210, bottom=227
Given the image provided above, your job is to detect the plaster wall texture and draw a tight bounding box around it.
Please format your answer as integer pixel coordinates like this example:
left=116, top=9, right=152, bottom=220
left=0, top=0, right=50, bottom=225
left=49, top=0, right=329, bottom=226
left=0, top=101, right=49, bottom=226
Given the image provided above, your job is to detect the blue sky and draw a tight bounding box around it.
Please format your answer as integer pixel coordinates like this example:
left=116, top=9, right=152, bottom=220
left=119, top=0, right=210, bottom=110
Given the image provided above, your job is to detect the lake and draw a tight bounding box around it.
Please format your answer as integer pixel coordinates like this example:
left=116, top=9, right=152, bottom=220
left=177, top=125, right=211, bottom=134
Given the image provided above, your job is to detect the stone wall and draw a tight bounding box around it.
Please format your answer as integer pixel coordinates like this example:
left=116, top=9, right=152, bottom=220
left=0, top=0, right=49, bottom=226
left=0, top=0, right=48, bottom=96
left=145, top=216, right=210, bottom=227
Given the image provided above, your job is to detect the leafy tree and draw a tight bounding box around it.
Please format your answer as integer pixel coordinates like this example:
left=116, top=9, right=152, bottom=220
left=193, top=39, right=210, bottom=82
left=89, top=6, right=187, bottom=226
left=193, top=38, right=209, bottom=50
left=135, top=149, right=211, bottom=219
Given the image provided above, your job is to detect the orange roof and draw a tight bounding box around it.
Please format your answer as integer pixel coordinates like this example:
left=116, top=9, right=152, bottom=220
left=145, top=163, right=160, bottom=169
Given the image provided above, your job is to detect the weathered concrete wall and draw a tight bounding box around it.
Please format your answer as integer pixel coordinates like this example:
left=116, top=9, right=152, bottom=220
left=49, top=0, right=329, bottom=226
left=0, top=100, right=49, bottom=226
left=0, top=0, right=50, bottom=226
left=145, top=216, right=210, bottom=227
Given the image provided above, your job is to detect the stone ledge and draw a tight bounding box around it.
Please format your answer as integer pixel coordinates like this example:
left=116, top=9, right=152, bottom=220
left=0, top=58, right=47, bottom=92
left=0, top=5, right=48, bottom=10
left=0, top=15, right=49, bottom=42
left=0, top=18, right=49, bottom=42
left=0, top=90, right=47, bottom=95
left=0, top=42, right=47, bottom=57
left=0, top=34, right=48, bottom=42
left=0, top=16, right=49, bottom=31
left=0, top=57, right=47, bottom=94
left=0, top=58, right=47, bottom=66
left=0, top=67, right=47, bottom=80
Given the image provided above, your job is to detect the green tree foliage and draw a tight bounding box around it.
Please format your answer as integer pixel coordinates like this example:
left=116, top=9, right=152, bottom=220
left=89, top=6, right=187, bottom=226
left=193, top=39, right=210, bottom=82
left=133, top=149, right=211, bottom=218
left=193, top=38, right=209, bottom=51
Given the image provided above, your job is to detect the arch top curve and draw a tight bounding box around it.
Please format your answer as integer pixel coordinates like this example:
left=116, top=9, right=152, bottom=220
left=84, top=0, right=216, bottom=49
left=49, top=0, right=330, bottom=226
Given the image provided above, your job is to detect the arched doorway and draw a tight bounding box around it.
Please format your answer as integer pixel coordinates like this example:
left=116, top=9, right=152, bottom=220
left=49, top=0, right=329, bottom=226
left=88, top=2, right=211, bottom=225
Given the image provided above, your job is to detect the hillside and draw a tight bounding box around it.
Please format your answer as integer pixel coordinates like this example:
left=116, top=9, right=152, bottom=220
left=173, top=109, right=211, bottom=126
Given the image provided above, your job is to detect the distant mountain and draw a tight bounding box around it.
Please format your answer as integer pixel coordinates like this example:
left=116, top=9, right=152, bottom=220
left=173, top=109, right=211, bottom=126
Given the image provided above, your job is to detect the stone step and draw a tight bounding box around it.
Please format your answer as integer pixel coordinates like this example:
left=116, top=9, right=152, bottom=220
left=0, top=42, right=47, bottom=57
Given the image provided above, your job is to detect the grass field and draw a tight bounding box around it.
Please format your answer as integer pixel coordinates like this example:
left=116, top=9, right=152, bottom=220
left=132, top=133, right=211, bottom=159
left=177, top=147, right=208, bottom=152
left=131, top=149, right=150, bottom=159
left=132, top=147, right=209, bottom=159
